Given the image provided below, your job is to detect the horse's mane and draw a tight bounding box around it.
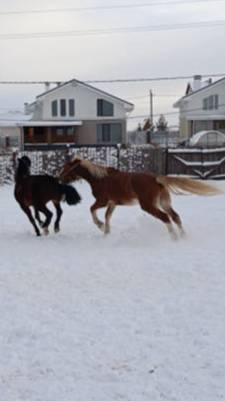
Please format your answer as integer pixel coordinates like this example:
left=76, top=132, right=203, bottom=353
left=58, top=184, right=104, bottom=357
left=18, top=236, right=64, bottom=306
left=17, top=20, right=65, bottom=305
left=74, top=157, right=109, bottom=179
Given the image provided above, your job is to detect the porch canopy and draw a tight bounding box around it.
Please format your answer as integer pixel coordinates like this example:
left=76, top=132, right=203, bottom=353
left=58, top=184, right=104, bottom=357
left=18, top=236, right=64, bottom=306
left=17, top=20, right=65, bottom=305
left=18, top=120, right=82, bottom=127
left=186, top=114, right=225, bottom=121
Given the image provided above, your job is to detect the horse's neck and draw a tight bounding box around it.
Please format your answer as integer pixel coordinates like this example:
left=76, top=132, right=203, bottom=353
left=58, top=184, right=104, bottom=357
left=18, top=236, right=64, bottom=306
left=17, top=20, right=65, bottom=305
left=77, top=165, right=97, bottom=187
left=15, top=164, right=29, bottom=183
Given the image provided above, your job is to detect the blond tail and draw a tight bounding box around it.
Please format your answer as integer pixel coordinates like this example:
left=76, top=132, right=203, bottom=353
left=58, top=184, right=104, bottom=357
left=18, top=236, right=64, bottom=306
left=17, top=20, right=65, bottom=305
left=156, top=176, right=223, bottom=196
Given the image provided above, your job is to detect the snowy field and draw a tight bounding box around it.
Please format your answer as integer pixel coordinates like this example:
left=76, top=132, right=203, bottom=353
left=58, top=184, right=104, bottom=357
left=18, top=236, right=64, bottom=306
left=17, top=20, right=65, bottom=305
left=0, top=180, right=225, bottom=401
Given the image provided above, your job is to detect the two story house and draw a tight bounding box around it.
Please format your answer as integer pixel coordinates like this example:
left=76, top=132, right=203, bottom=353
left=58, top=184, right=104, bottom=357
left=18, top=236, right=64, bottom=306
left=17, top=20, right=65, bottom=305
left=22, top=79, right=134, bottom=148
left=174, top=75, right=225, bottom=140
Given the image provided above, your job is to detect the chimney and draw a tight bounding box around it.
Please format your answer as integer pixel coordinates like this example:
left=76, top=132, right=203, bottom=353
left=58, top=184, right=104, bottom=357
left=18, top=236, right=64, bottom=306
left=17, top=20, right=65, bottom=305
left=44, top=82, right=51, bottom=92
left=24, top=102, right=29, bottom=115
left=192, top=75, right=202, bottom=91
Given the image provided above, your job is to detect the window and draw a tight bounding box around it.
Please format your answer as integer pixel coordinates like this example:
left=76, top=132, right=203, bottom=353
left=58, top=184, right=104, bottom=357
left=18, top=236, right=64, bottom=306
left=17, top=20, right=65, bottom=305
left=97, top=123, right=122, bottom=143
left=215, top=94, right=219, bottom=109
left=51, top=100, right=58, bottom=116
left=66, top=127, right=74, bottom=135
left=97, top=99, right=114, bottom=116
left=56, top=128, right=64, bottom=136
left=208, top=95, right=214, bottom=110
left=60, top=99, right=66, bottom=116
left=202, top=94, right=219, bottom=110
left=69, top=99, right=75, bottom=116
left=203, top=98, right=208, bottom=110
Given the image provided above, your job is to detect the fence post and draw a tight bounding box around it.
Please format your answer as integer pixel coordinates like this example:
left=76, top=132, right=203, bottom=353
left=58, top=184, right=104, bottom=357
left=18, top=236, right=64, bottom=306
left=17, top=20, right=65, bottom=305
left=164, top=147, right=168, bottom=175
left=117, top=144, right=121, bottom=170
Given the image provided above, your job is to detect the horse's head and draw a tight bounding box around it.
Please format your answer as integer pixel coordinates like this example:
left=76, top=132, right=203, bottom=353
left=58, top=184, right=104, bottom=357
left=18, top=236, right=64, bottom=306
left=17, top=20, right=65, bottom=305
left=20, top=155, right=31, bottom=169
left=16, top=155, right=31, bottom=178
left=59, top=157, right=82, bottom=183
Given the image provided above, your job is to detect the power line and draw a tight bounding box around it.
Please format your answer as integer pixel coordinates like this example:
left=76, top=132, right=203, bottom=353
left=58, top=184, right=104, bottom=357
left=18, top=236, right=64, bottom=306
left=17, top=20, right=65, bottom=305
left=0, top=73, right=224, bottom=85
left=0, top=0, right=224, bottom=16
left=130, top=94, right=183, bottom=100
left=128, top=100, right=225, bottom=119
left=0, top=19, right=225, bottom=40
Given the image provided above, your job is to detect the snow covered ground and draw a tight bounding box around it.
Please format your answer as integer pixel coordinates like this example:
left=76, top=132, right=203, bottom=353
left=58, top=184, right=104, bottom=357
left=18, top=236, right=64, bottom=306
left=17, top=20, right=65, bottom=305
left=0, top=180, right=225, bottom=401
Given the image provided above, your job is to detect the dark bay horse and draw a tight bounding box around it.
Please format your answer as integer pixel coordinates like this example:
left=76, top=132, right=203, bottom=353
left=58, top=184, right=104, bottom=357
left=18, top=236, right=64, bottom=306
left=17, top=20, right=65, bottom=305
left=15, top=156, right=81, bottom=236
left=59, top=157, right=222, bottom=239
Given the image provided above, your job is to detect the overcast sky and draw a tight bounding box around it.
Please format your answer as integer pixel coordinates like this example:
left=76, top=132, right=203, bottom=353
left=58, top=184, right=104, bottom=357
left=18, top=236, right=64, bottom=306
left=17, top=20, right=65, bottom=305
left=0, top=0, right=225, bottom=129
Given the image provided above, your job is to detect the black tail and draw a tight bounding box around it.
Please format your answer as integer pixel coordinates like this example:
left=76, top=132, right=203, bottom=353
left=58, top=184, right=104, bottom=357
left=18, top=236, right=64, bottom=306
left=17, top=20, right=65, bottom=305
left=59, top=184, right=81, bottom=205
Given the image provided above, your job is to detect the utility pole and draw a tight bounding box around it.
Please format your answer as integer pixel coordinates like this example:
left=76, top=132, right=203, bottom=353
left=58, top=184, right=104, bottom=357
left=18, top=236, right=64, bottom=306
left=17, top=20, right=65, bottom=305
left=148, top=89, right=153, bottom=143
left=149, top=89, right=153, bottom=126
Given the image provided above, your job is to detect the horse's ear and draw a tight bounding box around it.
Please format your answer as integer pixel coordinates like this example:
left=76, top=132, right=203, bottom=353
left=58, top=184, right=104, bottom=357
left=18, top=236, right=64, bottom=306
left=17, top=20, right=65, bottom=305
left=72, top=157, right=81, bottom=165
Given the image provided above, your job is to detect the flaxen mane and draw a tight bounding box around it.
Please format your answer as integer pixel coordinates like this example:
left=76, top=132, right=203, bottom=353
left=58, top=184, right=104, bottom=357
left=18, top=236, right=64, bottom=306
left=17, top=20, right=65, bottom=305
left=74, top=157, right=108, bottom=179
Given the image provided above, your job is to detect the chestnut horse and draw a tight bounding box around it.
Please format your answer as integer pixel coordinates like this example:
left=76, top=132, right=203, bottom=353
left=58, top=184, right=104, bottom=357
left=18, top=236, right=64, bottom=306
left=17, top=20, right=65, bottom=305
left=15, top=156, right=81, bottom=236
left=59, top=157, right=221, bottom=239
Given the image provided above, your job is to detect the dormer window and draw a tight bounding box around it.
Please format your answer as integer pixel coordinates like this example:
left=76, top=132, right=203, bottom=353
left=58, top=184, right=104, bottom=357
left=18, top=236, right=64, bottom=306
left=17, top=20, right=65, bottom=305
left=51, top=98, right=75, bottom=117
left=60, top=99, right=66, bottom=117
left=97, top=99, right=114, bottom=117
left=69, top=99, right=75, bottom=116
left=51, top=100, right=58, bottom=117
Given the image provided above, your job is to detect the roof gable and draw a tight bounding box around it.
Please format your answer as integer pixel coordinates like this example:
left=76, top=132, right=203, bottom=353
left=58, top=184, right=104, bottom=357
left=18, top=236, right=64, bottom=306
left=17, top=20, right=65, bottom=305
left=174, top=76, right=225, bottom=107
left=36, top=78, right=134, bottom=108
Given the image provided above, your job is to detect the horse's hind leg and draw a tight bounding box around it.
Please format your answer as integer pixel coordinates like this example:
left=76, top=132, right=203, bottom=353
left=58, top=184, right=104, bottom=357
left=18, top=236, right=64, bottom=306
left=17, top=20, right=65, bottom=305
left=90, top=200, right=107, bottom=232
left=104, top=201, right=116, bottom=234
left=139, top=197, right=178, bottom=240
left=159, top=188, right=185, bottom=237
left=34, top=208, right=44, bottom=227
left=53, top=201, right=63, bottom=233
left=168, top=208, right=185, bottom=237
left=19, top=203, right=41, bottom=236
left=36, top=205, right=53, bottom=235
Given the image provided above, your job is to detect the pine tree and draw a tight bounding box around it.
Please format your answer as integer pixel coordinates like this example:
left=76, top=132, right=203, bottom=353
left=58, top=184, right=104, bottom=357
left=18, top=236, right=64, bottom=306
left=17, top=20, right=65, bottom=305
left=156, top=114, right=168, bottom=131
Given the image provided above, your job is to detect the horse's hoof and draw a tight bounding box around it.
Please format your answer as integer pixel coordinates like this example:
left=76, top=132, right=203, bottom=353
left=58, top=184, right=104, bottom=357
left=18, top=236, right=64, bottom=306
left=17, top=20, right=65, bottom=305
left=43, top=227, right=49, bottom=236
left=36, top=232, right=41, bottom=237
left=54, top=227, right=60, bottom=233
left=97, top=222, right=105, bottom=232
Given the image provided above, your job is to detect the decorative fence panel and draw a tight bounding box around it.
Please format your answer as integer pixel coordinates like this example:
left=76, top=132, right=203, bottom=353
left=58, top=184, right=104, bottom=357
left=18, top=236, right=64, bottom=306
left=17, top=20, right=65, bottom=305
left=0, top=146, right=166, bottom=185
left=167, top=147, right=225, bottom=179
left=1, top=145, right=225, bottom=185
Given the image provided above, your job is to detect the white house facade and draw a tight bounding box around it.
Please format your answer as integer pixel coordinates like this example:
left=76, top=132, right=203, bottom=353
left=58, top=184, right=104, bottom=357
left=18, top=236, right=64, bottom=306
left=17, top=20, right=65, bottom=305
left=24, top=79, right=134, bottom=148
left=174, top=75, right=225, bottom=140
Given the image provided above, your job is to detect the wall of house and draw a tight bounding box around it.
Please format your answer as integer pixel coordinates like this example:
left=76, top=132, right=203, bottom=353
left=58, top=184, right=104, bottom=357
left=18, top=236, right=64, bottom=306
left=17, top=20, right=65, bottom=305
left=179, top=117, right=190, bottom=139
left=179, top=79, right=225, bottom=137
left=37, top=83, right=129, bottom=121
left=75, top=120, right=126, bottom=144
left=0, top=126, right=21, bottom=148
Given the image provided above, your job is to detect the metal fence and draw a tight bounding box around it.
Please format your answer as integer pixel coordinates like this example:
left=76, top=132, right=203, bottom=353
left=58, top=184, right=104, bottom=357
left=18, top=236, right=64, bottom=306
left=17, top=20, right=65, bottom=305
left=0, top=145, right=166, bottom=185
left=1, top=145, right=225, bottom=185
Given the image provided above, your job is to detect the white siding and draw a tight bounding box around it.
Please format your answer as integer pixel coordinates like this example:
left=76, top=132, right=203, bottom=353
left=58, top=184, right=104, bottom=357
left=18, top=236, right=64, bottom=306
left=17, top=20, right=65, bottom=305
left=179, top=79, right=225, bottom=120
left=38, top=83, right=129, bottom=121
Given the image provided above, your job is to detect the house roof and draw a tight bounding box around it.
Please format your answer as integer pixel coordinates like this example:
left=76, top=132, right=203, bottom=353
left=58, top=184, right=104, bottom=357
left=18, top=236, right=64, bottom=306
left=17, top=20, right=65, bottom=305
left=0, top=111, right=31, bottom=127
left=174, top=76, right=225, bottom=108
left=36, top=78, right=134, bottom=109
left=0, top=111, right=83, bottom=128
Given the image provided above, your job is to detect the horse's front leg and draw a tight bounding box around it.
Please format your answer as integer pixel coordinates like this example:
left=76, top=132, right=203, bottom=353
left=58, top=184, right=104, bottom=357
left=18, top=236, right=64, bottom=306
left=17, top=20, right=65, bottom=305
left=104, top=201, right=116, bottom=234
left=90, top=200, right=107, bottom=232
left=19, top=203, right=41, bottom=236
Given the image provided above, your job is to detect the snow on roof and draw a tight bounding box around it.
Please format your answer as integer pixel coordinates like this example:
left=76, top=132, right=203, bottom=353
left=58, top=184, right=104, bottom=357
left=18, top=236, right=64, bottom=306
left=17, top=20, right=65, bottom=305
left=0, top=111, right=31, bottom=127
left=189, top=130, right=225, bottom=146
